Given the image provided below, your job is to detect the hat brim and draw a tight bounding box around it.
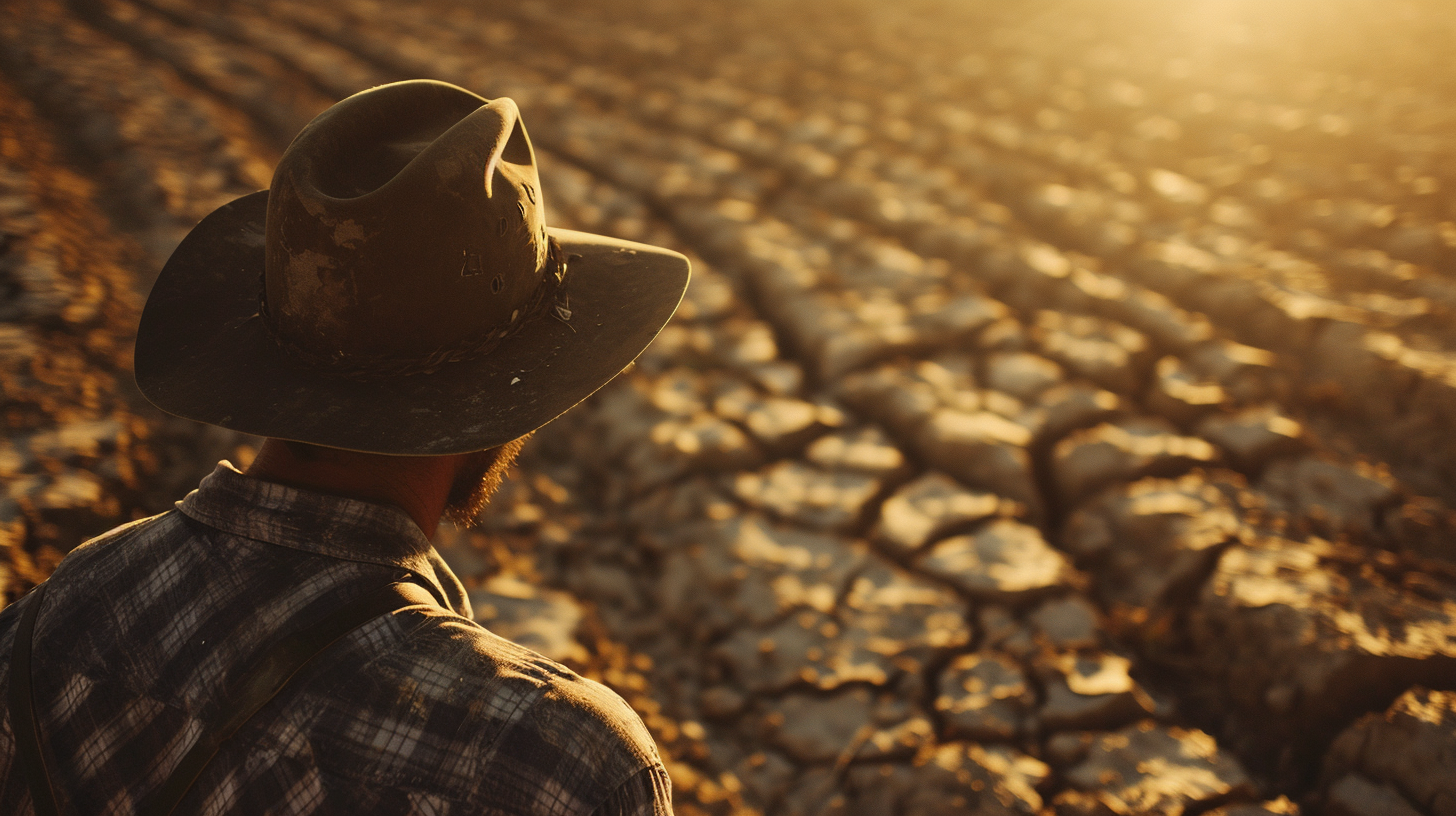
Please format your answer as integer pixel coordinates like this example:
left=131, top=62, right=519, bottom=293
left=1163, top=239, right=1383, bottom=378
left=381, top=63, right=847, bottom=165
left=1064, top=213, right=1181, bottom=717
left=135, top=191, right=689, bottom=455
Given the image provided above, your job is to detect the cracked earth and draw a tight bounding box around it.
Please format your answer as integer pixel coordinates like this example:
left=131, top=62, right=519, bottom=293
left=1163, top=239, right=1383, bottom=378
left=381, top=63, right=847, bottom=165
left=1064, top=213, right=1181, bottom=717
left=2, top=0, right=1455, bottom=813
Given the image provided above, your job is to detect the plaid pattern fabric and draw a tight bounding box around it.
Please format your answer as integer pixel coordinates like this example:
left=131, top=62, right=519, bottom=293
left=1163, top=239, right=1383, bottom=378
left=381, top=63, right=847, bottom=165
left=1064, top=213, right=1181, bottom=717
left=0, top=462, right=672, bottom=814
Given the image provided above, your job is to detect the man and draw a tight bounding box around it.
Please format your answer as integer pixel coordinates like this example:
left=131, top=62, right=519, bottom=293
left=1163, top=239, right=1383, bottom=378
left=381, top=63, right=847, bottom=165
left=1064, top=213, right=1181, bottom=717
left=0, top=80, right=688, bottom=814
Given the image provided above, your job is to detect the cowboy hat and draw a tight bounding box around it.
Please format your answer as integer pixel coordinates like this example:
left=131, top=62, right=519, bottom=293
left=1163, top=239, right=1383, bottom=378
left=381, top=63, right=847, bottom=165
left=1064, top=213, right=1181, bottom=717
left=135, top=80, right=689, bottom=455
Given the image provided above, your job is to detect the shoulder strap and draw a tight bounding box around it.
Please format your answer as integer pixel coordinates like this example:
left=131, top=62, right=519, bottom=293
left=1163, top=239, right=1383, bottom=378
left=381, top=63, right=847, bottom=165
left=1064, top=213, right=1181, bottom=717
left=9, top=579, right=438, bottom=816
left=8, top=582, right=60, bottom=816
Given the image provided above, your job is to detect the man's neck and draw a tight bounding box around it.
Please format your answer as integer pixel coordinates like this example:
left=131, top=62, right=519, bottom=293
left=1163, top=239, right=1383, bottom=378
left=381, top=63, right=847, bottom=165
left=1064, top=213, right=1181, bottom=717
left=243, top=439, right=459, bottom=538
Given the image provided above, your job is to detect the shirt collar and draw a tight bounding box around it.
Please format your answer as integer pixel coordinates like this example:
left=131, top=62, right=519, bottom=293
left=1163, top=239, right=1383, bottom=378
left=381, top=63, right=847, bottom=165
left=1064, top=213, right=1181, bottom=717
left=178, top=461, right=472, bottom=618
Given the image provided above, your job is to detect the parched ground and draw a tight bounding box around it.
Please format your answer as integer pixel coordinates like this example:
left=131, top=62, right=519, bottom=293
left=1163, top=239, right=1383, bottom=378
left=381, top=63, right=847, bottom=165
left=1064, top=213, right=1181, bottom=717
left=2, top=0, right=1455, bottom=813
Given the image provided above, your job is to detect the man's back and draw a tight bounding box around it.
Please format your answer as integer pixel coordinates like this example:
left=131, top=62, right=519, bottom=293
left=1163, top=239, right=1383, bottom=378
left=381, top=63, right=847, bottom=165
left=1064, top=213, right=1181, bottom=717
left=0, top=463, right=670, bottom=814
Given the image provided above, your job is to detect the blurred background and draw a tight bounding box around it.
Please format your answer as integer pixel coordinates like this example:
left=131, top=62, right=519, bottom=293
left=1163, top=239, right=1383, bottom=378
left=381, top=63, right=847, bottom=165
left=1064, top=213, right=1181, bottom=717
left=2, top=0, right=1455, bottom=813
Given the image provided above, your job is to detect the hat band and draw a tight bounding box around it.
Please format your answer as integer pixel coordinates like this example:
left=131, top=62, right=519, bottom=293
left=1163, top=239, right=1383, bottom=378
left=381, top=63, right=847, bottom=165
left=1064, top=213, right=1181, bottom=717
left=259, top=237, right=573, bottom=379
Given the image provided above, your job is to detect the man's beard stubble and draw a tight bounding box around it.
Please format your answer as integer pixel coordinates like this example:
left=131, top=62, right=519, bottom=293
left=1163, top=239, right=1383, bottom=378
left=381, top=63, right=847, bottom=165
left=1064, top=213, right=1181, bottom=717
left=442, top=435, right=530, bottom=528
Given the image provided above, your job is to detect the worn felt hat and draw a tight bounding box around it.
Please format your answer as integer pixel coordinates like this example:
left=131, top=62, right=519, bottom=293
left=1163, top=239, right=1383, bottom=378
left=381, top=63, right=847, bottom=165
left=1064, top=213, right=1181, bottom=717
left=135, top=80, right=689, bottom=455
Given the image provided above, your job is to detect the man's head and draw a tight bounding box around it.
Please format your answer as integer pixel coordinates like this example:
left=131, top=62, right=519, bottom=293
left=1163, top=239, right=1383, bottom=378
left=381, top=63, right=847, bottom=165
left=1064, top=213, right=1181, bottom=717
left=136, top=80, right=687, bottom=474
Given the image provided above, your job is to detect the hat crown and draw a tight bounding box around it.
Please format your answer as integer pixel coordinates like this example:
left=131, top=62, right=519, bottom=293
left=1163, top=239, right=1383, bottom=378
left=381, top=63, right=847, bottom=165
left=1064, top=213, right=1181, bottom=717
left=264, top=80, right=551, bottom=371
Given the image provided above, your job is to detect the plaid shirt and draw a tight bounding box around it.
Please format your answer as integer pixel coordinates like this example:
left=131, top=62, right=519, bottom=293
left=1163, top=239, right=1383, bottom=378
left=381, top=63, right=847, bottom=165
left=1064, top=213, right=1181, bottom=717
left=0, top=462, right=671, bottom=815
